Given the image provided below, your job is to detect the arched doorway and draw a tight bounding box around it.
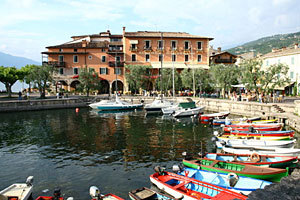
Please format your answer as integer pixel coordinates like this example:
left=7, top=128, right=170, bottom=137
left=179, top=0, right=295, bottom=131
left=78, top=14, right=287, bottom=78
left=56, top=80, right=68, bottom=92
left=111, top=80, right=124, bottom=94
left=70, top=80, right=80, bottom=92
left=99, top=80, right=109, bottom=94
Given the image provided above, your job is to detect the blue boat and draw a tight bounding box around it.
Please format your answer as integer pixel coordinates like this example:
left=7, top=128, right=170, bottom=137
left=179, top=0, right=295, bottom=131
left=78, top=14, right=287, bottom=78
left=174, top=166, right=272, bottom=195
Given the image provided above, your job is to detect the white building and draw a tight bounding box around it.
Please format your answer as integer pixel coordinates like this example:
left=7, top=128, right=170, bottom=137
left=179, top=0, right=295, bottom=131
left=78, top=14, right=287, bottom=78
left=261, top=43, right=300, bottom=95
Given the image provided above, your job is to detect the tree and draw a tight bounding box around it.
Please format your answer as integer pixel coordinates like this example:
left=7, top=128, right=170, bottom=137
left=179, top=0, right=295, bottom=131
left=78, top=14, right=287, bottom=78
left=155, top=68, right=182, bottom=94
left=20, top=64, right=36, bottom=92
left=240, top=59, right=263, bottom=95
left=78, top=68, right=102, bottom=97
left=181, top=68, right=212, bottom=93
left=125, top=65, right=152, bottom=94
left=0, top=66, right=25, bottom=97
left=209, top=64, right=240, bottom=97
left=260, top=63, right=290, bottom=94
left=25, top=64, right=56, bottom=98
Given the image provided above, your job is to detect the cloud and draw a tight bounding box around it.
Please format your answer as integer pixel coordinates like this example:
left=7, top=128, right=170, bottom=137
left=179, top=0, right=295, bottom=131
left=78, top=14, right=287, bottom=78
left=272, top=0, right=292, bottom=6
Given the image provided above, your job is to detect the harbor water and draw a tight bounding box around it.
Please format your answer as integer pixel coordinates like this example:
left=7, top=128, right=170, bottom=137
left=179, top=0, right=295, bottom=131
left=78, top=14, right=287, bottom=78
left=0, top=108, right=215, bottom=199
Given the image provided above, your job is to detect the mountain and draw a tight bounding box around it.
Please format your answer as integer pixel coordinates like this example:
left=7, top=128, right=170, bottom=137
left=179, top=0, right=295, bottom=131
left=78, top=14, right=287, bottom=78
left=226, top=31, right=300, bottom=55
left=0, top=51, right=40, bottom=69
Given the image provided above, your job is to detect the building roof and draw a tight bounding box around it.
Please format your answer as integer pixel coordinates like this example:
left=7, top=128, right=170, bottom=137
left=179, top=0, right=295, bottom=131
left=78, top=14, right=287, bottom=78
left=124, top=31, right=213, bottom=40
left=261, top=46, right=300, bottom=59
left=46, top=41, right=109, bottom=49
left=210, top=51, right=237, bottom=58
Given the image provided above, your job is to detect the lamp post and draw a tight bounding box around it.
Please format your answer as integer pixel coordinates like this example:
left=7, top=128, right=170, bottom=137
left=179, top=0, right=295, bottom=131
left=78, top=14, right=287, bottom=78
left=172, top=51, right=175, bottom=98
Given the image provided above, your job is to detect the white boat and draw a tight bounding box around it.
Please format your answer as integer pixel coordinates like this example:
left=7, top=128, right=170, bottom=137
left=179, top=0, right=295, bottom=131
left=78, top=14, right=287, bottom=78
left=0, top=176, right=33, bottom=200
left=173, top=106, right=205, bottom=118
left=89, top=95, right=143, bottom=111
left=144, top=98, right=174, bottom=114
left=222, top=146, right=300, bottom=157
left=216, top=139, right=296, bottom=149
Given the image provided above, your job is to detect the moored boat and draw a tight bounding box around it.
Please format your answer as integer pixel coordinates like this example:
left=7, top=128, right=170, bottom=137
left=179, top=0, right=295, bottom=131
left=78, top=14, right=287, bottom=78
left=215, top=138, right=296, bottom=149
left=89, top=186, right=124, bottom=200
left=89, top=95, right=143, bottom=111
left=129, top=187, right=176, bottom=200
left=200, top=112, right=230, bottom=122
left=182, top=158, right=288, bottom=182
left=228, top=130, right=295, bottom=137
left=212, top=117, right=261, bottom=126
left=145, top=98, right=174, bottom=114
left=217, top=134, right=293, bottom=141
left=35, top=189, right=64, bottom=200
left=174, top=165, right=271, bottom=195
left=225, top=122, right=283, bottom=128
left=173, top=106, right=205, bottom=118
left=204, top=153, right=298, bottom=168
left=223, top=125, right=282, bottom=132
left=222, top=146, right=300, bottom=157
left=150, top=167, right=247, bottom=200
left=0, top=176, right=33, bottom=200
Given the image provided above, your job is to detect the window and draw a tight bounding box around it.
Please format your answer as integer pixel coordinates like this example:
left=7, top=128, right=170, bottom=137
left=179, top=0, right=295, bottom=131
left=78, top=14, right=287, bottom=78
left=278, top=59, right=280, bottom=64
left=131, top=44, right=137, bottom=50
left=74, top=49, right=77, bottom=52
left=172, top=54, right=176, bottom=62
left=88, top=55, right=92, bottom=60
left=59, top=68, right=64, bottom=75
left=110, top=38, right=122, bottom=42
left=197, top=55, right=202, bottom=62
left=290, top=71, right=294, bottom=79
left=158, top=40, right=163, bottom=49
left=145, top=40, right=151, bottom=48
left=184, top=41, right=189, bottom=50
left=59, top=48, right=63, bottom=52
left=100, top=68, right=108, bottom=75
left=114, top=68, right=122, bottom=75
left=101, top=56, right=106, bottom=62
left=73, top=67, right=78, bottom=75
left=145, top=54, right=150, bottom=62
left=132, top=54, right=136, bottom=62
left=101, top=48, right=106, bottom=52
left=116, top=56, right=121, bottom=62
left=266, top=60, right=269, bottom=66
left=197, top=42, right=202, bottom=50
left=58, top=55, right=64, bottom=62
left=73, top=55, right=78, bottom=63
left=185, top=54, right=189, bottom=62
left=171, top=41, right=177, bottom=50
left=291, top=57, right=295, bottom=65
left=159, top=54, right=163, bottom=62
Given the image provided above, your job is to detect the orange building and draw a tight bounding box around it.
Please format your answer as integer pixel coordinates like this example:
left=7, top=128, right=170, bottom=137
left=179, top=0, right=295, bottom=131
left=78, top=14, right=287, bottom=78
left=42, top=27, right=213, bottom=94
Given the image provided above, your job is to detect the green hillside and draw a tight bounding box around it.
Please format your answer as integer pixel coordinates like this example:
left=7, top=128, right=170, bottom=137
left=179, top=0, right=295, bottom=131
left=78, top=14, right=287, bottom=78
left=227, top=31, right=300, bottom=55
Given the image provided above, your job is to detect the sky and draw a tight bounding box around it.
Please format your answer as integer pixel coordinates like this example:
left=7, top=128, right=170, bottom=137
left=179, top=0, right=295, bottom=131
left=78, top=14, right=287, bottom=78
left=0, top=0, right=299, bottom=62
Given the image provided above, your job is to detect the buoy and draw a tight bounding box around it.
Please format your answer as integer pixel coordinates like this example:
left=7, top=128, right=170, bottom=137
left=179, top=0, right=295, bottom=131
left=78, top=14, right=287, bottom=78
left=75, top=108, right=79, bottom=113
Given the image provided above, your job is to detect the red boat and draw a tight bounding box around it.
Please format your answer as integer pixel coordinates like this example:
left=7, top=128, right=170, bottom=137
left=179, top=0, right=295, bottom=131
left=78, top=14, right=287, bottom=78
left=228, top=130, right=295, bottom=137
left=35, top=189, right=64, bottom=200
left=224, top=125, right=282, bottom=132
left=200, top=112, right=230, bottom=122
left=225, top=123, right=283, bottom=128
left=150, top=169, right=247, bottom=200
left=90, top=186, right=124, bottom=200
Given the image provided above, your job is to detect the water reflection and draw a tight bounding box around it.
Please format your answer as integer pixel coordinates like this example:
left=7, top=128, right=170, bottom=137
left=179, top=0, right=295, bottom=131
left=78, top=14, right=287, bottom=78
left=0, top=109, right=214, bottom=200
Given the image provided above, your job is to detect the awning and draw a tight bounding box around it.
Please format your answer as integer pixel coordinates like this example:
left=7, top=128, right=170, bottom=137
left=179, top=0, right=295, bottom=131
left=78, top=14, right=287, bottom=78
left=232, top=84, right=245, bottom=88
left=150, top=62, right=209, bottom=69
left=274, top=81, right=295, bottom=90
left=129, top=40, right=138, bottom=44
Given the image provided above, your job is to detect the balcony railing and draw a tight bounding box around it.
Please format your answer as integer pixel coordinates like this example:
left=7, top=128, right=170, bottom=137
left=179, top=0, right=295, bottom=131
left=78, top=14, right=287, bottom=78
left=129, top=47, right=138, bottom=51
left=108, top=61, right=124, bottom=67
left=214, top=58, right=236, bottom=63
left=108, top=47, right=123, bottom=53
left=144, top=46, right=152, bottom=51
left=43, top=61, right=65, bottom=67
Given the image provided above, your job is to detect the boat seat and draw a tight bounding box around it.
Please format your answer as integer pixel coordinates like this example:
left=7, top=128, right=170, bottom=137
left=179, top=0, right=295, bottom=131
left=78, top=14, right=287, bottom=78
left=174, top=181, right=191, bottom=189
left=209, top=160, right=219, bottom=167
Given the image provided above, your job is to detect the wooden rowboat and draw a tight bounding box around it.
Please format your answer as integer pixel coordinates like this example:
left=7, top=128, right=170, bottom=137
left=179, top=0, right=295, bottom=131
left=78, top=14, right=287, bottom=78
left=225, top=123, right=283, bottom=128
left=150, top=169, right=247, bottom=200
left=218, top=134, right=293, bottom=141
left=182, top=158, right=288, bottom=182
left=223, top=125, right=282, bottom=132
left=204, top=153, right=298, bottom=168
left=129, top=187, right=176, bottom=200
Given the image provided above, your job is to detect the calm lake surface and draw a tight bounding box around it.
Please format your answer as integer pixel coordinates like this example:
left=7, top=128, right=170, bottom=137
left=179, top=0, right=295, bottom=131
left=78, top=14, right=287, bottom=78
left=0, top=108, right=215, bottom=200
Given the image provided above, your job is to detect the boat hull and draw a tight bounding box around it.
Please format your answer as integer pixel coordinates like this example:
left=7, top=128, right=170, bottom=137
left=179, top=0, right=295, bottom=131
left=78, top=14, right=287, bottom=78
left=216, top=139, right=296, bottom=149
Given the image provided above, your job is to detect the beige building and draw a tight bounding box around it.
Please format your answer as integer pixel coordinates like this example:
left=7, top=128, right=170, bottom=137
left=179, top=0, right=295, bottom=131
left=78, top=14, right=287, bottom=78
left=261, top=44, right=300, bottom=94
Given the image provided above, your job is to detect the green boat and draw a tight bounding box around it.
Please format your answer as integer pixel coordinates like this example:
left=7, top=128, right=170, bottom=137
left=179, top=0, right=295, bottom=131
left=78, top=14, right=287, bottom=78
left=183, top=158, right=289, bottom=182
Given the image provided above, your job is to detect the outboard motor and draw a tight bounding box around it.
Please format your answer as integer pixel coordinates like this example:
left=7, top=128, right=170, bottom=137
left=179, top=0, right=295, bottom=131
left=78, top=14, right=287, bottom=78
left=26, top=176, right=34, bottom=186
left=248, top=126, right=254, bottom=133
left=198, top=151, right=206, bottom=158
left=53, top=189, right=61, bottom=200
left=213, top=131, right=220, bottom=136
left=154, top=166, right=166, bottom=175
left=220, top=141, right=226, bottom=146
left=227, top=173, right=239, bottom=187
left=211, top=136, right=218, bottom=142
left=182, top=152, right=193, bottom=160
left=172, top=165, right=183, bottom=173
left=90, top=186, right=101, bottom=200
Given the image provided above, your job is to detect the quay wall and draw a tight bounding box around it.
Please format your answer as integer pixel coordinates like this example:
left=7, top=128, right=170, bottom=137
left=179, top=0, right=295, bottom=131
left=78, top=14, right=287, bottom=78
left=0, top=98, right=87, bottom=112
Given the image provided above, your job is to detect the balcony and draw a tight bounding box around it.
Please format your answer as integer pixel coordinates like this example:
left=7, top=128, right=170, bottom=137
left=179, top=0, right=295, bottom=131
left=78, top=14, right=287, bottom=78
left=108, top=47, right=123, bottom=53
left=144, top=46, right=152, bottom=51
left=129, top=47, right=138, bottom=52
left=214, top=58, right=237, bottom=63
left=43, top=61, right=65, bottom=67
left=108, top=61, right=124, bottom=67
left=183, top=47, right=191, bottom=53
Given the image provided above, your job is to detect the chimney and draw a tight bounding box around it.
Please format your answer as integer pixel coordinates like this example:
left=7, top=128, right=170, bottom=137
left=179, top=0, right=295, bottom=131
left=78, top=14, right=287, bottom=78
left=123, top=26, right=126, bottom=35
left=82, top=40, right=87, bottom=48
left=295, top=43, right=299, bottom=49
left=217, top=47, right=221, bottom=52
